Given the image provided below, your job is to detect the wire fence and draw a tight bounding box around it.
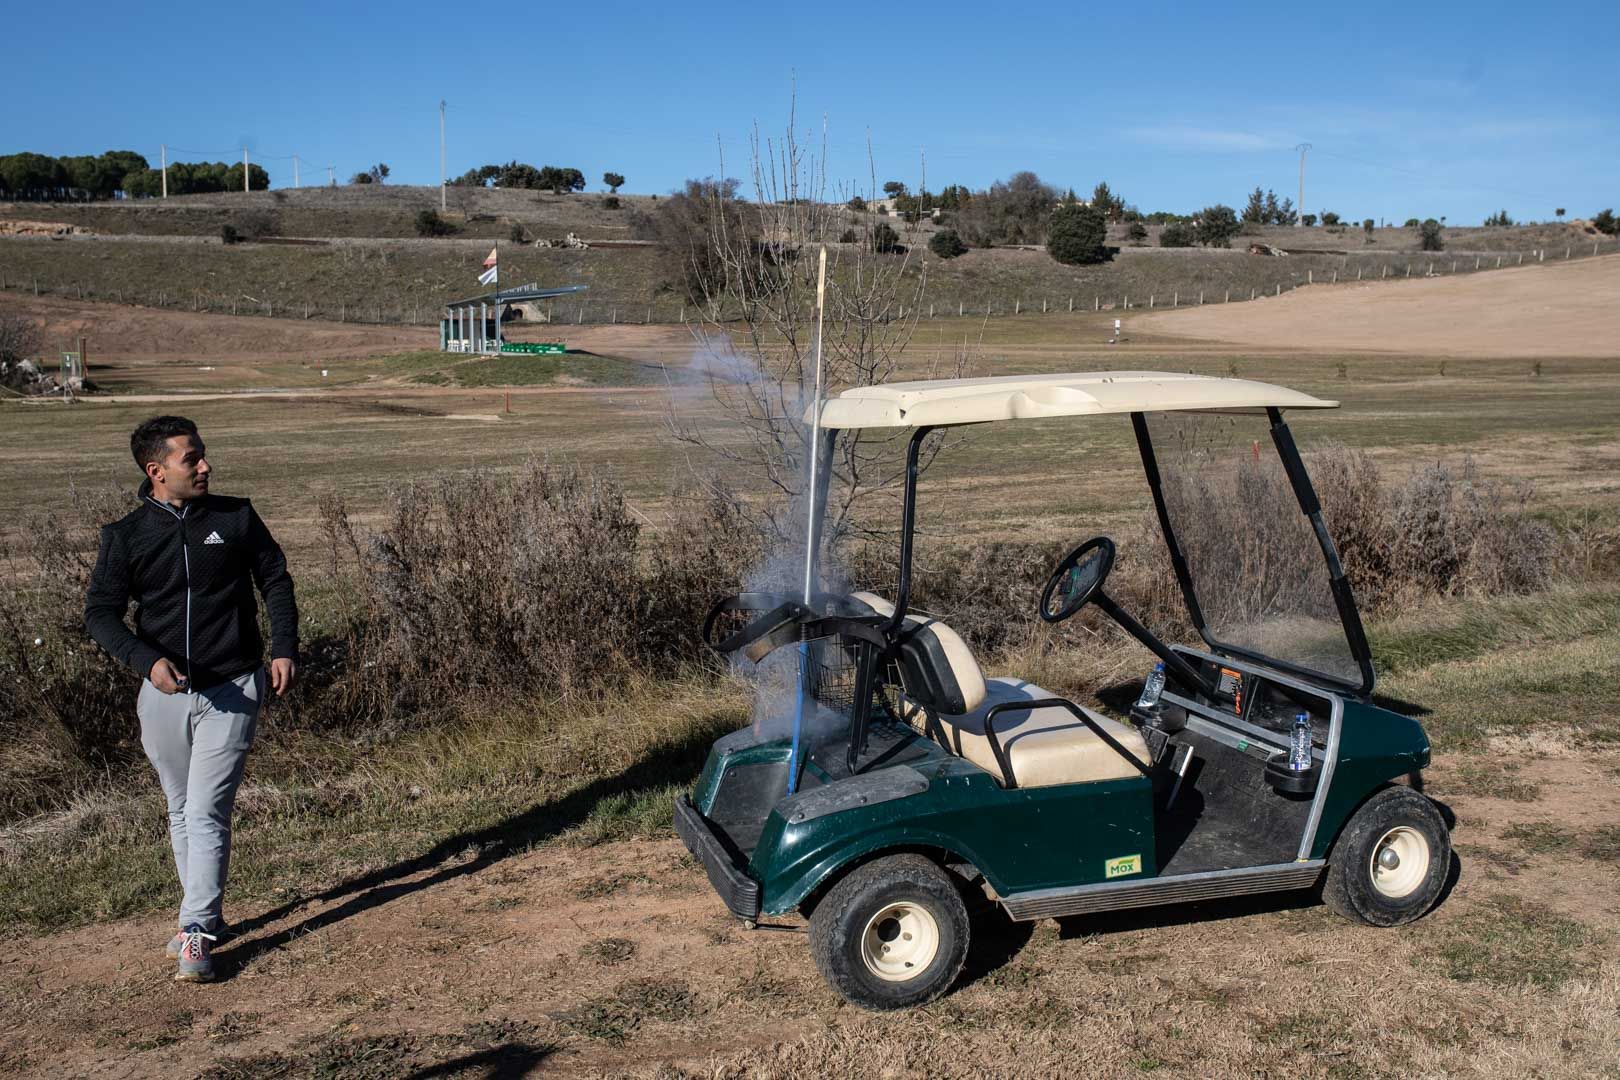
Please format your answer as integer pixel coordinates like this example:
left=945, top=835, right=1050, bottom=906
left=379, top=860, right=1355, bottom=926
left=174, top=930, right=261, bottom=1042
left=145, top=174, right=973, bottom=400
left=2, top=239, right=1616, bottom=329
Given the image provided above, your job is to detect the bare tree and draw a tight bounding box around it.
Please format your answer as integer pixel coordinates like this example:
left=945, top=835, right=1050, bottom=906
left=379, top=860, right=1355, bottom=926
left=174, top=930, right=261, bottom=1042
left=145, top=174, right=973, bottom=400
left=664, top=105, right=965, bottom=558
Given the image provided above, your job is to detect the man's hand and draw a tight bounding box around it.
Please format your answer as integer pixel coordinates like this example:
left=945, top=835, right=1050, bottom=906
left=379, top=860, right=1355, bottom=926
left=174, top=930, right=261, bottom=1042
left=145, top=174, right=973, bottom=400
left=269, top=657, right=297, bottom=696
left=149, top=658, right=187, bottom=694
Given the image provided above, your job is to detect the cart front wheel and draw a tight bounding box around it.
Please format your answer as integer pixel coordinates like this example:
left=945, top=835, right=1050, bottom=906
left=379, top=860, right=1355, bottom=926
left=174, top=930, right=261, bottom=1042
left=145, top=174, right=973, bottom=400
left=1323, top=786, right=1450, bottom=927
left=809, top=854, right=970, bottom=1010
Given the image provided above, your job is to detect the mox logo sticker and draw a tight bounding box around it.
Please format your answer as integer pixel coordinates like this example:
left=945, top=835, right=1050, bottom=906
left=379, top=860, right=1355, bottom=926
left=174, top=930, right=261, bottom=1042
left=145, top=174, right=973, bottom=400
left=1105, top=854, right=1142, bottom=879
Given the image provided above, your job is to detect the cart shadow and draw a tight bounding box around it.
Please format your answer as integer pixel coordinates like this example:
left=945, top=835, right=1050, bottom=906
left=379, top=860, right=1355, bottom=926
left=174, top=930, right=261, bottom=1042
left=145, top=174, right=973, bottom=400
left=402, top=1043, right=554, bottom=1079
left=209, top=725, right=724, bottom=981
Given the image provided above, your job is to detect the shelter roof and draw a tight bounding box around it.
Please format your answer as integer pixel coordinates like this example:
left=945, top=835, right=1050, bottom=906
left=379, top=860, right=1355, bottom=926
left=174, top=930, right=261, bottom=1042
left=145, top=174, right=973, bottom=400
left=811, top=371, right=1337, bottom=430
left=446, top=283, right=588, bottom=307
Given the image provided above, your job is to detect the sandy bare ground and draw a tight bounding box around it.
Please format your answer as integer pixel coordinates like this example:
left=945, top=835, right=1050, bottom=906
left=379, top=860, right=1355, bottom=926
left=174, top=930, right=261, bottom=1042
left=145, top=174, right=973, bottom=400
left=1, top=753, right=1617, bottom=1078
left=1138, top=254, right=1620, bottom=357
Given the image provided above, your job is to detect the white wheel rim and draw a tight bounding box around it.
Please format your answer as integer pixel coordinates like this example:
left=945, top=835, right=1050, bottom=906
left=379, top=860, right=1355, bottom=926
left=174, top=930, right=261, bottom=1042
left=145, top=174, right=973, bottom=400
left=859, top=901, right=940, bottom=983
left=1369, top=825, right=1430, bottom=898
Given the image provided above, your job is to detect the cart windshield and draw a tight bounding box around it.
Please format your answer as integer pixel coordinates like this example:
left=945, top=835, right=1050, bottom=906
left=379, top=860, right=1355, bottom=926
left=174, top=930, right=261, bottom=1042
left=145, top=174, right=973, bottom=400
left=1142, top=410, right=1369, bottom=692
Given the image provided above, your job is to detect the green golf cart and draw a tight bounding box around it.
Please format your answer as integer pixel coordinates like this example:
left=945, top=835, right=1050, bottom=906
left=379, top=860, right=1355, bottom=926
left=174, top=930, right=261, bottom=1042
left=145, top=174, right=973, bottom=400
left=674, top=371, right=1450, bottom=1010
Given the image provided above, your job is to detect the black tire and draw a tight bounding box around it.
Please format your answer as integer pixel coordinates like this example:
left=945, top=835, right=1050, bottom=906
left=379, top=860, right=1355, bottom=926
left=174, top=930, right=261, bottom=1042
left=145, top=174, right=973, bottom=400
left=1323, top=785, right=1450, bottom=927
left=808, top=853, right=970, bottom=1011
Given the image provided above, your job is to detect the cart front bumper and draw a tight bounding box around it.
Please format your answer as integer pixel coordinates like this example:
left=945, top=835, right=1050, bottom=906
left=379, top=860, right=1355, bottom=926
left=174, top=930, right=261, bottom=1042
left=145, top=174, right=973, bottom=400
left=674, top=795, right=761, bottom=921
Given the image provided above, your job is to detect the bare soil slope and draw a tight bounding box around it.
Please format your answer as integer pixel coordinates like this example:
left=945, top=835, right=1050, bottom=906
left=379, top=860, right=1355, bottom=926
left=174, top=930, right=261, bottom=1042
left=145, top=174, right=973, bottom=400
left=1137, top=253, right=1620, bottom=357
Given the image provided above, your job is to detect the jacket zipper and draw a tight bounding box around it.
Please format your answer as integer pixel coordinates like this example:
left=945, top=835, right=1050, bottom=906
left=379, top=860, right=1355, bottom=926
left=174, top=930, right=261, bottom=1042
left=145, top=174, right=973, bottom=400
left=147, top=497, right=193, bottom=690
left=181, top=506, right=192, bottom=688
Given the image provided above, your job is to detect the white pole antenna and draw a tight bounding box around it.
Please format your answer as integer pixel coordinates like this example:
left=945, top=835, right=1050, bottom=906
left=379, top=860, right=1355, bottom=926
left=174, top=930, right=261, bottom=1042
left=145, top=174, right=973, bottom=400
left=802, top=245, right=829, bottom=603
left=1295, top=143, right=1311, bottom=225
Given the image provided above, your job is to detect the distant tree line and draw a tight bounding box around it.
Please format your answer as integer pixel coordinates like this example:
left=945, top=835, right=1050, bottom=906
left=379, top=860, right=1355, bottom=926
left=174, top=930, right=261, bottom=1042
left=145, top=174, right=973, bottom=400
left=451, top=161, right=587, bottom=194
left=0, top=150, right=278, bottom=200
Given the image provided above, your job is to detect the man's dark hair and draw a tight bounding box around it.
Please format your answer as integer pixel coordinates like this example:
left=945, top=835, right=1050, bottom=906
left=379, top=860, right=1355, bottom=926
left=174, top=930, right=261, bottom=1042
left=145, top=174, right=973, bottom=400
left=131, top=416, right=201, bottom=470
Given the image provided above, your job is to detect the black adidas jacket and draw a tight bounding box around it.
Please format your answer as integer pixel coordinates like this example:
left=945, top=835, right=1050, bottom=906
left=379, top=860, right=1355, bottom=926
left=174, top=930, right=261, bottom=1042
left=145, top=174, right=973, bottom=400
left=84, top=480, right=298, bottom=689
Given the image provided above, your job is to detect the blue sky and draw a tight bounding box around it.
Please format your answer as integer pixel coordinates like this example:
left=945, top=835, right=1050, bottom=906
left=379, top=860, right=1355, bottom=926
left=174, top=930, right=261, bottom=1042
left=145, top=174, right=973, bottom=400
left=8, top=0, right=1614, bottom=224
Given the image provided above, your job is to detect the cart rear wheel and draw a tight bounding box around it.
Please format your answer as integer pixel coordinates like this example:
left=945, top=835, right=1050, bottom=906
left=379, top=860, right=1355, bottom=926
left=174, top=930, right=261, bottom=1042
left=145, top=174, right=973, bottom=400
left=809, top=854, right=970, bottom=1010
left=1323, top=786, right=1450, bottom=927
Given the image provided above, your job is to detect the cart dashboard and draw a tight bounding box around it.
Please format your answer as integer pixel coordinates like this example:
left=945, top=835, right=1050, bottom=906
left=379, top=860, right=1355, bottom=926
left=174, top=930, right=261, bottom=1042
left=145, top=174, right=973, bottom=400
left=1157, top=647, right=1338, bottom=767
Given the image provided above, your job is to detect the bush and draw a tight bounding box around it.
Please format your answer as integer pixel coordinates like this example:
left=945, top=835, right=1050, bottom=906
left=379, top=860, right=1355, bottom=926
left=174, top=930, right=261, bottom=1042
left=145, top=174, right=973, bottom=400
left=1196, top=204, right=1240, bottom=248
left=509, top=222, right=527, bottom=243
left=1319, top=211, right=1341, bottom=227
left=0, top=306, right=41, bottom=367
left=537, top=166, right=586, bottom=194
left=928, top=229, right=968, bottom=259
left=1301, top=214, right=1317, bottom=227
left=846, top=195, right=866, bottom=212
left=314, top=463, right=763, bottom=719
left=219, top=223, right=240, bottom=245
left=1592, top=209, right=1617, bottom=236
left=1404, top=218, right=1421, bottom=228
left=414, top=209, right=455, bottom=237
left=871, top=222, right=900, bottom=254
left=0, top=483, right=144, bottom=819
left=236, top=212, right=278, bottom=240
left=1484, top=209, right=1515, bottom=227
left=1363, top=219, right=1375, bottom=234
left=0, top=466, right=767, bottom=822
left=1159, top=222, right=1195, bottom=248
left=1419, top=218, right=1444, bottom=252
left=602, top=195, right=621, bottom=210
left=1046, top=204, right=1107, bottom=265
left=1126, top=221, right=1148, bottom=243
left=0, top=444, right=1577, bottom=826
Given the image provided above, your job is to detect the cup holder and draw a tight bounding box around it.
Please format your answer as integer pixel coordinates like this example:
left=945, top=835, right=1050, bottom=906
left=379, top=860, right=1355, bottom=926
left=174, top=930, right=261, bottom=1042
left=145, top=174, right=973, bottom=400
left=1265, top=754, right=1318, bottom=796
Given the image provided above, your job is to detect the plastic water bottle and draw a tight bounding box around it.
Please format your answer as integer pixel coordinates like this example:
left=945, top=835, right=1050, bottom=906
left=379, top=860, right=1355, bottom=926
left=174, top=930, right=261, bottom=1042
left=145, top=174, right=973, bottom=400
left=1135, top=662, right=1167, bottom=711
left=1290, top=712, right=1313, bottom=771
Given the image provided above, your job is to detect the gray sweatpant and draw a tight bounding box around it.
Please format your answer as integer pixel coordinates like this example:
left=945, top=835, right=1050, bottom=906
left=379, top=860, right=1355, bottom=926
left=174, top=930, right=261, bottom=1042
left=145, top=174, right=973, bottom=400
left=137, top=668, right=263, bottom=932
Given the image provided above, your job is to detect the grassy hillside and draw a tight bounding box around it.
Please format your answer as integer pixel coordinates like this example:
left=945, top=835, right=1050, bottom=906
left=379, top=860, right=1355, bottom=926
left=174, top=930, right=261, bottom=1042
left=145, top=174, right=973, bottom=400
left=8, top=230, right=1613, bottom=330
left=4, top=184, right=1606, bottom=256
left=0, top=184, right=650, bottom=240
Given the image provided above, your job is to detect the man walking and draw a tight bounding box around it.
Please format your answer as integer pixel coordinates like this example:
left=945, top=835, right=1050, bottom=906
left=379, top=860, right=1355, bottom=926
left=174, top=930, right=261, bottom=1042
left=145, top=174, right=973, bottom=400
left=85, top=416, right=298, bottom=982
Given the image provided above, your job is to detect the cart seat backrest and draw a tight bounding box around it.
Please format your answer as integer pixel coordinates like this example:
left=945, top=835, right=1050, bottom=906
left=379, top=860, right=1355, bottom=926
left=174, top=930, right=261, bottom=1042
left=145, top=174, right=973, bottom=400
left=849, top=591, right=987, bottom=714
left=934, top=678, right=1151, bottom=788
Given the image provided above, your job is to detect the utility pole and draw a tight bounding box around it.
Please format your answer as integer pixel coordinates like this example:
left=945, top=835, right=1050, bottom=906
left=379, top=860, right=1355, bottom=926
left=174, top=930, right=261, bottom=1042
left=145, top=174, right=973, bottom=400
left=293, top=154, right=300, bottom=188
left=160, top=144, right=167, bottom=199
left=439, top=99, right=447, bottom=212
left=327, top=165, right=335, bottom=187
left=243, top=147, right=250, bottom=193
left=1294, top=143, right=1311, bottom=226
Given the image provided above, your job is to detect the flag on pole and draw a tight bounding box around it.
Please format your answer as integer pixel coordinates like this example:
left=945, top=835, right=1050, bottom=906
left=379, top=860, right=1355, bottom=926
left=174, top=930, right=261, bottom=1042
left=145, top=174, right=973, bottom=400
left=477, top=246, right=498, bottom=286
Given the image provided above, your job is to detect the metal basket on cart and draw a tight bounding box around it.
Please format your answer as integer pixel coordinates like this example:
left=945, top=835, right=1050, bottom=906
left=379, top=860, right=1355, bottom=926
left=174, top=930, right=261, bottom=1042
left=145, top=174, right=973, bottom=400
left=803, top=637, right=859, bottom=713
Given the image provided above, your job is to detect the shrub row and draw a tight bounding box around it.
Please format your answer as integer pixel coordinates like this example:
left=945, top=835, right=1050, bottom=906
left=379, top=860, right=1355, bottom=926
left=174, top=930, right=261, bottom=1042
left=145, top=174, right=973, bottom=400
left=0, top=450, right=1591, bottom=822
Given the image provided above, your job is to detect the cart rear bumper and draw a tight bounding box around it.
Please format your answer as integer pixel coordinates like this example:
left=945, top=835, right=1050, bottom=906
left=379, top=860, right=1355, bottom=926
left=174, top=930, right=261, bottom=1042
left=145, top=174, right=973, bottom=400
left=674, top=795, right=761, bottom=921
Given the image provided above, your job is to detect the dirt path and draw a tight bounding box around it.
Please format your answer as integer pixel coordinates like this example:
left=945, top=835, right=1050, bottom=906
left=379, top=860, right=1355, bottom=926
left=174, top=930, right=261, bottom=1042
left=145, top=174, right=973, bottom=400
left=1, top=753, right=1616, bottom=1078
left=1137, top=254, right=1620, bottom=357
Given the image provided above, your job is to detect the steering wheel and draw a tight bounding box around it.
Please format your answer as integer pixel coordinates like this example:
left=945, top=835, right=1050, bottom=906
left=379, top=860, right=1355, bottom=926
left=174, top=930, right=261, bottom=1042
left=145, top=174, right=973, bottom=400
left=1040, top=536, right=1116, bottom=623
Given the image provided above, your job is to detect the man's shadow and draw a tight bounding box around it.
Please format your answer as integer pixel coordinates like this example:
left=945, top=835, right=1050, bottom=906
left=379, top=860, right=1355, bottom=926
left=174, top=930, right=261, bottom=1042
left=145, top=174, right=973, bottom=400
left=213, top=724, right=722, bottom=979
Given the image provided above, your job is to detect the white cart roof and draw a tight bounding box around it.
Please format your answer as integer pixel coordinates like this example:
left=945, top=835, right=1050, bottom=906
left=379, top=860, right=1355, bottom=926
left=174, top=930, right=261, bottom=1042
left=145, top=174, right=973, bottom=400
left=810, top=371, right=1337, bottom=430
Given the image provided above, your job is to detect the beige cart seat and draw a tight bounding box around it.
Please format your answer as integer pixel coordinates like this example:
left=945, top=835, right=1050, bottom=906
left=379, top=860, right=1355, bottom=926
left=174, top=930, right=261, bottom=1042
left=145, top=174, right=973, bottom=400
left=936, top=678, right=1150, bottom=788
left=848, top=593, right=1150, bottom=788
